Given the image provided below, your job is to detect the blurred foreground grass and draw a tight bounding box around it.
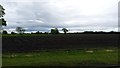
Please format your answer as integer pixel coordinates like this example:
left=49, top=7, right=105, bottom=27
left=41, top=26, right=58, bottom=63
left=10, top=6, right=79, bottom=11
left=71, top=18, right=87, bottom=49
left=2, top=48, right=119, bottom=66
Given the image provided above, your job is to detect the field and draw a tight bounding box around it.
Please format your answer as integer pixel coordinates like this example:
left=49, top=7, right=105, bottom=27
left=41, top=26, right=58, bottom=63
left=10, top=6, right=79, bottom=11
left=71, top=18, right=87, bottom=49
left=2, top=34, right=120, bottom=67
left=2, top=34, right=119, bottom=52
left=2, top=48, right=119, bottom=66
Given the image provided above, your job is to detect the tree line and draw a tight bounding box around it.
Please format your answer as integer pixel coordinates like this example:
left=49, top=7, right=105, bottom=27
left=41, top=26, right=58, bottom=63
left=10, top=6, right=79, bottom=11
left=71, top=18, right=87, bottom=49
left=2, top=27, right=69, bottom=34
left=2, top=26, right=119, bottom=34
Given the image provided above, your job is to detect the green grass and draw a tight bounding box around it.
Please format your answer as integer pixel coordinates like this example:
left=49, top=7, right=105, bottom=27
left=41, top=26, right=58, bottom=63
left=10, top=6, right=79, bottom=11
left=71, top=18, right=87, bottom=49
left=2, top=48, right=119, bottom=66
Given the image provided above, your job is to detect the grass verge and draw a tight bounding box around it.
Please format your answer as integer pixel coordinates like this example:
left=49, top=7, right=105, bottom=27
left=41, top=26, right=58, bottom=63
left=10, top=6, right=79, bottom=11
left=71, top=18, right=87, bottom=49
left=2, top=48, right=119, bottom=66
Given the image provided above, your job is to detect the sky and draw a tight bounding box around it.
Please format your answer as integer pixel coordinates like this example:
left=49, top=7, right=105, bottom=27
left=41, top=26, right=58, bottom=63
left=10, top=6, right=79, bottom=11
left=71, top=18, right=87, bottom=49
left=0, top=0, right=120, bottom=33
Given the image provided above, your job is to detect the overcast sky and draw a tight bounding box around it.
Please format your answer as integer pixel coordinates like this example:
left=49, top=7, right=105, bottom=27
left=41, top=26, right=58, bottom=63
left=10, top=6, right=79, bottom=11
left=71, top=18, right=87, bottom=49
left=0, top=0, right=119, bottom=33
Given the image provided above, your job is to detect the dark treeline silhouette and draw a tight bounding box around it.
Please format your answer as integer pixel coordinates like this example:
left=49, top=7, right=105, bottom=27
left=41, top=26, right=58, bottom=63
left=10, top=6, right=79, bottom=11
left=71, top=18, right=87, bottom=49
left=31, top=31, right=49, bottom=34
left=82, top=31, right=120, bottom=34
left=68, top=31, right=120, bottom=34
left=1, top=27, right=120, bottom=35
left=2, top=30, right=120, bottom=35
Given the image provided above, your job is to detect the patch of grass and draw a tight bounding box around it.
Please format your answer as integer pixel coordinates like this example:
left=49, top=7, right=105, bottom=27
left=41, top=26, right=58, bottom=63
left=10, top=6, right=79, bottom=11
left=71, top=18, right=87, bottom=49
left=2, top=48, right=119, bottom=66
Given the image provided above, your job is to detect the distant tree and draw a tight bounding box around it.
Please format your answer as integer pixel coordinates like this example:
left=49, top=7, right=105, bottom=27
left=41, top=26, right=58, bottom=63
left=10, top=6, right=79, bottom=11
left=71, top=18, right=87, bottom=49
left=35, top=31, right=40, bottom=34
left=51, top=29, right=54, bottom=34
left=16, top=27, right=25, bottom=34
left=11, top=32, right=16, bottom=34
left=39, top=32, right=43, bottom=34
left=31, top=32, right=34, bottom=34
left=109, top=31, right=115, bottom=34
left=51, top=28, right=59, bottom=34
left=2, top=30, right=8, bottom=34
left=34, top=31, right=43, bottom=34
left=110, top=31, right=114, bottom=33
left=84, top=31, right=94, bottom=34
left=55, top=28, right=59, bottom=34
left=44, top=32, right=48, bottom=34
left=62, top=28, right=68, bottom=34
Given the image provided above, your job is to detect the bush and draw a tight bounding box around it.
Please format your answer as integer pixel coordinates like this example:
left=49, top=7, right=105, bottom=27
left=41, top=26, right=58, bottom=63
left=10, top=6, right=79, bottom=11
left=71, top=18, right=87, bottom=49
left=51, top=28, right=59, bottom=34
left=11, top=32, right=16, bottom=34
left=2, top=30, right=8, bottom=34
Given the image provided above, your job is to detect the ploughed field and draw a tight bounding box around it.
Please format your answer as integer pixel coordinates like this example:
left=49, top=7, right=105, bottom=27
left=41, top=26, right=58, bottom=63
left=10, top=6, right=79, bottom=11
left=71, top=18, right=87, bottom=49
left=2, top=34, right=119, bottom=52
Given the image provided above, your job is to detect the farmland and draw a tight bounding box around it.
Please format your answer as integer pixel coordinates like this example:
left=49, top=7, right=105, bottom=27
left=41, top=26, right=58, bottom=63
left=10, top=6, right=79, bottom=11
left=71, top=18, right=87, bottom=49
left=2, top=34, right=120, bottom=67
left=2, top=34, right=119, bottom=52
left=2, top=48, right=119, bottom=67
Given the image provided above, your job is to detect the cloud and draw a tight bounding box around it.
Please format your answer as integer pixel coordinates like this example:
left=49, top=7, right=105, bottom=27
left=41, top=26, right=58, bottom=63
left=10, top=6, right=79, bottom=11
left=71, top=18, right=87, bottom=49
left=0, top=0, right=119, bottom=33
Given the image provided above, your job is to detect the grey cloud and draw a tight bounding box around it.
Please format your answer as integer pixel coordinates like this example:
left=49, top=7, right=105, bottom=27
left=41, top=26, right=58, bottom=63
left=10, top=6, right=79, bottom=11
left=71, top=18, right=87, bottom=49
left=1, top=0, right=119, bottom=32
